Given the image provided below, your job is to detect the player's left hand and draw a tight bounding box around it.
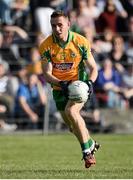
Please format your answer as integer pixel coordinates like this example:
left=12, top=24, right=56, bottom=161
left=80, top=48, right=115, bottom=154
left=86, top=80, right=94, bottom=99
left=59, top=80, right=71, bottom=98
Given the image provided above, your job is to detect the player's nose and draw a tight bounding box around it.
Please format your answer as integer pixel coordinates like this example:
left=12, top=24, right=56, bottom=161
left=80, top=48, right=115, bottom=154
left=55, top=25, right=61, bottom=32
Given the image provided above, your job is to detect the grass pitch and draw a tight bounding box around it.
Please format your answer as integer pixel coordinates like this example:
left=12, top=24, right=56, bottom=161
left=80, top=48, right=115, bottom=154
left=0, top=133, right=133, bottom=179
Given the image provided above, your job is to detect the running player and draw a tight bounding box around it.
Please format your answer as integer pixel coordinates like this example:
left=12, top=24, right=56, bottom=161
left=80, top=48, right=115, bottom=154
left=39, top=10, right=100, bottom=168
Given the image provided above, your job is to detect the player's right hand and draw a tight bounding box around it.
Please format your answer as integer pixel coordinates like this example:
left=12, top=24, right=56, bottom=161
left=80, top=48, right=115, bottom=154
left=59, top=81, right=71, bottom=98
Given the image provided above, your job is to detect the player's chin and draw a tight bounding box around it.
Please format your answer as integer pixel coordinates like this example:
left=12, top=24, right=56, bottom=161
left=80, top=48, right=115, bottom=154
left=56, top=34, right=63, bottom=39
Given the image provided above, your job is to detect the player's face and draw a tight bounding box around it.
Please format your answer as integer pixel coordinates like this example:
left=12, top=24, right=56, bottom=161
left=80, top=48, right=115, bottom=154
left=51, top=16, right=70, bottom=42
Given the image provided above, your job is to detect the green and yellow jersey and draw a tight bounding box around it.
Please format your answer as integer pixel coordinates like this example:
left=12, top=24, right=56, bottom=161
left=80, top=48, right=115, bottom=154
left=39, top=31, right=91, bottom=90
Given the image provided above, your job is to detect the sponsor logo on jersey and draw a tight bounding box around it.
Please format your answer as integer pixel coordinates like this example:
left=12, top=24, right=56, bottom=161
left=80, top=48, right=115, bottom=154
left=53, top=63, right=73, bottom=70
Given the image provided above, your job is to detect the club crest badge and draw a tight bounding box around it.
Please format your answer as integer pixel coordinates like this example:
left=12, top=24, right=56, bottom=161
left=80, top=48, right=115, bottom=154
left=71, top=52, right=76, bottom=58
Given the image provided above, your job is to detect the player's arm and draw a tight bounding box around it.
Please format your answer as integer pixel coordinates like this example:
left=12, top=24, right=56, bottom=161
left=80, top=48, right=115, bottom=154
left=84, top=52, right=98, bottom=98
left=42, top=60, right=61, bottom=86
left=85, top=52, right=98, bottom=83
left=42, top=60, right=71, bottom=96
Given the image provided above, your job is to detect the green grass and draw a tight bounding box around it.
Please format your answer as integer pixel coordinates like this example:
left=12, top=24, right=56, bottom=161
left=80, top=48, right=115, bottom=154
left=0, top=133, right=133, bottom=179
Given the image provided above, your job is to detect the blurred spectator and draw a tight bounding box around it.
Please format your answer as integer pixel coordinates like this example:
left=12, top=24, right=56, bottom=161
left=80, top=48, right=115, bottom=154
left=82, top=26, right=101, bottom=67
left=27, top=32, right=45, bottom=84
left=95, top=58, right=125, bottom=109
left=10, top=0, right=30, bottom=31
left=76, top=0, right=96, bottom=32
left=93, top=28, right=114, bottom=62
left=16, top=62, right=28, bottom=83
left=11, top=0, right=29, bottom=11
left=81, top=94, right=106, bottom=133
left=0, top=0, right=12, bottom=25
left=126, top=15, right=133, bottom=61
left=0, top=24, right=29, bottom=73
left=14, top=73, right=47, bottom=129
left=74, top=0, right=101, bottom=34
left=0, top=104, right=17, bottom=132
left=83, top=26, right=114, bottom=68
left=29, top=0, right=52, bottom=32
left=109, top=34, right=129, bottom=74
left=2, top=0, right=14, bottom=6
left=120, top=0, right=133, bottom=17
left=2, top=25, right=29, bottom=43
left=96, top=0, right=127, bottom=33
left=29, top=32, right=45, bottom=71
left=81, top=95, right=115, bottom=133
left=0, top=33, right=3, bottom=47
left=121, top=64, right=133, bottom=108
left=82, top=26, right=96, bottom=46
left=97, top=0, right=128, bottom=18
left=29, top=0, right=59, bottom=37
left=69, top=10, right=82, bottom=34
left=86, top=0, right=100, bottom=19
left=35, top=7, right=54, bottom=37
left=47, top=85, right=65, bottom=131
left=50, top=0, right=68, bottom=12
left=96, top=0, right=118, bottom=33
left=8, top=61, right=29, bottom=99
left=0, top=60, right=16, bottom=118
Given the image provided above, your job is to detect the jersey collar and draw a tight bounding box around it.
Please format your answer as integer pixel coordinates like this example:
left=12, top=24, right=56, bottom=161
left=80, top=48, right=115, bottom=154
left=52, top=30, right=74, bottom=48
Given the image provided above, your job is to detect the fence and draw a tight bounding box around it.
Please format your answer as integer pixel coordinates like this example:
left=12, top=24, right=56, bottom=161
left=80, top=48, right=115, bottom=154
left=0, top=31, right=133, bottom=134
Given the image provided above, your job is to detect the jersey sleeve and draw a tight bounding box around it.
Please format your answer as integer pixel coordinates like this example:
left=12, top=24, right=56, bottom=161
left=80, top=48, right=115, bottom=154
left=77, top=35, right=91, bottom=61
left=39, top=40, right=51, bottom=63
left=82, top=38, right=91, bottom=61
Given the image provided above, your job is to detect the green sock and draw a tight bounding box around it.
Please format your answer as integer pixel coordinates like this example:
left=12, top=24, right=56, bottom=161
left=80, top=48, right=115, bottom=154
left=80, top=141, right=90, bottom=152
left=88, top=138, right=94, bottom=148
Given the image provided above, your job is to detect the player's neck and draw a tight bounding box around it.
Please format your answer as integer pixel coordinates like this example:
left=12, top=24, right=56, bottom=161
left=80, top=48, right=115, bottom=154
left=59, top=31, right=69, bottom=44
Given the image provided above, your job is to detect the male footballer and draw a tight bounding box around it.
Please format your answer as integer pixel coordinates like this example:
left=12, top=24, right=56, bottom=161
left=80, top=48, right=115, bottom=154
left=39, top=10, right=100, bottom=168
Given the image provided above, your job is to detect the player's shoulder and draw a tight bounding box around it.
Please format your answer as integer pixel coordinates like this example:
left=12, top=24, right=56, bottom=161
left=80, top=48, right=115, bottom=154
left=39, top=35, right=53, bottom=52
left=72, top=32, right=90, bottom=46
left=72, top=31, right=88, bottom=44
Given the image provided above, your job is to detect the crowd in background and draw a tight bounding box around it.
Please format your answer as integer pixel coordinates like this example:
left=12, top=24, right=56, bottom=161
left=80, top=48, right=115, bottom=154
left=0, top=0, right=133, bottom=132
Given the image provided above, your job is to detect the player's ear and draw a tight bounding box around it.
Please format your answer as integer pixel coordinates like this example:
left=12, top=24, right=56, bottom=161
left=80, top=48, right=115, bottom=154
left=67, top=20, right=71, bottom=28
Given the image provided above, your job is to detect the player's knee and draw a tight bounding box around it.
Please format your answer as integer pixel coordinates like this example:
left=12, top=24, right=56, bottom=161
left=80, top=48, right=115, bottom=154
left=65, top=106, right=78, bottom=118
left=65, top=106, right=72, bottom=116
